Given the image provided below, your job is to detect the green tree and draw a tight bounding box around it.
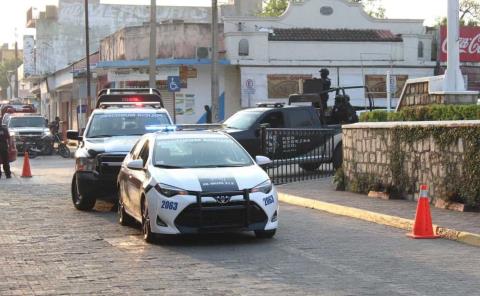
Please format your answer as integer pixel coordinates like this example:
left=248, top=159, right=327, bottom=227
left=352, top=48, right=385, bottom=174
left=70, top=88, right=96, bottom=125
left=460, top=0, right=480, bottom=25
left=0, top=59, right=19, bottom=99
left=350, top=0, right=386, bottom=19
left=433, top=0, right=479, bottom=27
left=260, top=0, right=289, bottom=17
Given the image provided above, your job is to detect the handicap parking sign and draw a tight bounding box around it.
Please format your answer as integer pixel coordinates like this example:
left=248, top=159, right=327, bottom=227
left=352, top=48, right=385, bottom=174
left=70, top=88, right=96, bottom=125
left=167, top=76, right=181, bottom=92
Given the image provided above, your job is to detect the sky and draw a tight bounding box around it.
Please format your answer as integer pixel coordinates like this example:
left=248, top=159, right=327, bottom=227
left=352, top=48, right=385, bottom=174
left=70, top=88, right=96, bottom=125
left=0, top=0, right=449, bottom=49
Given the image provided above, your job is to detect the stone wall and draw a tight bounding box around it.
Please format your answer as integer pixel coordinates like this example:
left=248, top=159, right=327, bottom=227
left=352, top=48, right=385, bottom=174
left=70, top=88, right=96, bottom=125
left=342, top=121, right=480, bottom=206
left=397, top=80, right=445, bottom=109
left=396, top=76, right=478, bottom=110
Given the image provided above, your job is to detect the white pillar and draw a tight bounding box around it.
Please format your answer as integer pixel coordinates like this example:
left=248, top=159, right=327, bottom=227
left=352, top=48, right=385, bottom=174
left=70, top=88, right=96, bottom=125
left=444, top=0, right=465, bottom=91
left=386, top=71, right=391, bottom=111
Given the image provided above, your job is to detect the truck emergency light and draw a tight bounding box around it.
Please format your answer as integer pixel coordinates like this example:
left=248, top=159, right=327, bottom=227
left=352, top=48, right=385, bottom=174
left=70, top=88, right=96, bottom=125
left=96, top=88, right=164, bottom=109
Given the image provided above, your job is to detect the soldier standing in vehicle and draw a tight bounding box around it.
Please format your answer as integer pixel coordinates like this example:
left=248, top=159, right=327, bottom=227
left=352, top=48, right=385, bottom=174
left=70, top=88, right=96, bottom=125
left=0, top=124, right=12, bottom=179
left=319, top=68, right=331, bottom=111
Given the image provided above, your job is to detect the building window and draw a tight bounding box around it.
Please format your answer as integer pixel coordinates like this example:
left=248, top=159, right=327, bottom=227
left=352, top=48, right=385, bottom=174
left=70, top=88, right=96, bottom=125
left=418, top=41, right=424, bottom=58
left=239, top=39, right=249, bottom=56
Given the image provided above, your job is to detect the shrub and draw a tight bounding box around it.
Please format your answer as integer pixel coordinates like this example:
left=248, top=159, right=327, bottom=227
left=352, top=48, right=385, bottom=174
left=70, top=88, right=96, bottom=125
left=333, top=167, right=346, bottom=191
left=359, top=110, right=388, bottom=122
left=359, top=104, right=480, bottom=122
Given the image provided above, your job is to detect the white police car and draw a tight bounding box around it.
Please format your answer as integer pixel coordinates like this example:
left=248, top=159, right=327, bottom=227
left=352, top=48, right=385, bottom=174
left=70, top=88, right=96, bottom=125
left=117, top=128, right=278, bottom=242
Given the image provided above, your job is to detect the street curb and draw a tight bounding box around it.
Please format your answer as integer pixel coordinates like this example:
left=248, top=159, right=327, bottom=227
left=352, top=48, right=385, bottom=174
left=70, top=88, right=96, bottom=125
left=278, top=192, right=480, bottom=248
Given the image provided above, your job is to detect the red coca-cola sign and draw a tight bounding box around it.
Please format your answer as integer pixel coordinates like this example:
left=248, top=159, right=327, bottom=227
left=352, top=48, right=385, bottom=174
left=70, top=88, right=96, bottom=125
left=440, top=26, right=480, bottom=62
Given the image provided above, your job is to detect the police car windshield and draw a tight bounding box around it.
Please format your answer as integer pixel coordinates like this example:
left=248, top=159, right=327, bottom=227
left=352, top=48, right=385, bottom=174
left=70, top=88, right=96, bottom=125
left=86, top=113, right=170, bottom=138
left=224, top=111, right=262, bottom=130
left=9, top=117, right=46, bottom=128
left=154, top=137, right=253, bottom=168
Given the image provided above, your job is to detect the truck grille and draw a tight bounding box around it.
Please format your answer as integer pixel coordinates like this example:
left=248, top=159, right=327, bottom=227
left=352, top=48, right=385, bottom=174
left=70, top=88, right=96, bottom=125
left=18, top=132, right=42, bottom=136
left=96, top=153, right=127, bottom=175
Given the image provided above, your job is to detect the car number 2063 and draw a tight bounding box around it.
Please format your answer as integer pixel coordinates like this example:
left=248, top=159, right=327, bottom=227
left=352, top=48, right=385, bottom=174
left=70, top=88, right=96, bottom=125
left=161, top=200, right=178, bottom=211
left=263, top=195, right=275, bottom=206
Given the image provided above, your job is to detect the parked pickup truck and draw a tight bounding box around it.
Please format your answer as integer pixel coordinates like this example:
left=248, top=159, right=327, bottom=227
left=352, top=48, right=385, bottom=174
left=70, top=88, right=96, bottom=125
left=223, top=103, right=343, bottom=170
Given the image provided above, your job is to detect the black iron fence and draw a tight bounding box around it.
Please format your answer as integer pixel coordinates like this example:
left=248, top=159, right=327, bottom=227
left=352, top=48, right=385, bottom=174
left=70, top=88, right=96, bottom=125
left=260, top=127, right=337, bottom=184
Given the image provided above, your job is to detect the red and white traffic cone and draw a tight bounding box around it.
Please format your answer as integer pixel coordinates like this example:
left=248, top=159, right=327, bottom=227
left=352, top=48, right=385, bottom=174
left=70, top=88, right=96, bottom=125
left=21, top=151, right=32, bottom=178
left=407, top=185, right=439, bottom=239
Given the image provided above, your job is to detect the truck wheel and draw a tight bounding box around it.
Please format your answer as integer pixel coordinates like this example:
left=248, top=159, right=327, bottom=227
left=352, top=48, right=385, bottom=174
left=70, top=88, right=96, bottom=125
left=332, top=143, right=343, bottom=170
left=255, top=229, right=276, bottom=239
left=71, top=174, right=96, bottom=211
left=299, top=163, right=321, bottom=171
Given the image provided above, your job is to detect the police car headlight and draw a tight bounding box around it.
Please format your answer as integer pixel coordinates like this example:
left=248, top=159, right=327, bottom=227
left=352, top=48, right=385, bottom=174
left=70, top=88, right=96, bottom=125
left=155, top=183, right=188, bottom=198
left=250, top=180, right=273, bottom=194
left=76, top=157, right=95, bottom=172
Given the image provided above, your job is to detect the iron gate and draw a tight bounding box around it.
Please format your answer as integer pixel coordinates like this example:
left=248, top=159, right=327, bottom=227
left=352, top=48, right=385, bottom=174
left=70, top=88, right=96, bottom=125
left=260, top=127, right=337, bottom=184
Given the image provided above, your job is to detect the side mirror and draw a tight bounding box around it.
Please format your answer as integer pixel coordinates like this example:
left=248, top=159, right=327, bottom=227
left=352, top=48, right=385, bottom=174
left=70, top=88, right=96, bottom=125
left=67, top=130, right=81, bottom=141
left=127, top=159, right=144, bottom=170
left=255, top=155, right=272, bottom=167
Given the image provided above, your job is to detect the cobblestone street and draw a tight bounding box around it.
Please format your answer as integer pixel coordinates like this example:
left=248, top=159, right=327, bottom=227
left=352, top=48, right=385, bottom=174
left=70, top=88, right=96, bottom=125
left=1, top=157, right=480, bottom=295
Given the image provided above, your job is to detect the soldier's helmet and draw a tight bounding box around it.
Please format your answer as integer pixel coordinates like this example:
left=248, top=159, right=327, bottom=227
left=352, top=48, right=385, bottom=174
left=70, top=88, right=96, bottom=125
left=320, top=68, right=329, bottom=76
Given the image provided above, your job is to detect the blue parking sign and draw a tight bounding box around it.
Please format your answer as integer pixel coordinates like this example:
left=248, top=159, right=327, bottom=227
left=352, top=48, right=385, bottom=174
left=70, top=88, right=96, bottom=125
left=167, top=76, right=181, bottom=92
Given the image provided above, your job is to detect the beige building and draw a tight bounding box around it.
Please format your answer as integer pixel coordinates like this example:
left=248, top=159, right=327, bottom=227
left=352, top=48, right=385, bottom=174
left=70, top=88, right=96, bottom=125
left=0, top=44, right=22, bottom=63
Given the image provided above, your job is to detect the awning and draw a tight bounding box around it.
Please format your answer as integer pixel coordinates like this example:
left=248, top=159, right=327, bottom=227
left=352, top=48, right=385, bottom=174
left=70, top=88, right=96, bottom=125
left=97, top=58, right=231, bottom=69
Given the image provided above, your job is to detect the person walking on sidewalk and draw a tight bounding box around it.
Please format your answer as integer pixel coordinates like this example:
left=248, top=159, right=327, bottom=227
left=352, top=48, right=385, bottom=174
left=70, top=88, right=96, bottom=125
left=0, top=124, right=12, bottom=179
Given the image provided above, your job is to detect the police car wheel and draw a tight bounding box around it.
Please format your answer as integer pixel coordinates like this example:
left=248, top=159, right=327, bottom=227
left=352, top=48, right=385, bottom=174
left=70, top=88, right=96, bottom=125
left=141, top=198, right=156, bottom=243
left=254, top=229, right=276, bottom=239
left=71, top=174, right=96, bottom=211
left=118, top=193, right=134, bottom=226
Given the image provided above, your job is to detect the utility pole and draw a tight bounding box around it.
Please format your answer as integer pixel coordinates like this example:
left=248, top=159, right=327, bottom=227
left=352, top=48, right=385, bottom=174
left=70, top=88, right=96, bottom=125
left=84, top=0, right=92, bottom=116
left=211, top=0, right=220, bottom=122
left=14, top=29, right=18, bottom=99
left=149, top=0, right=157, bottom=88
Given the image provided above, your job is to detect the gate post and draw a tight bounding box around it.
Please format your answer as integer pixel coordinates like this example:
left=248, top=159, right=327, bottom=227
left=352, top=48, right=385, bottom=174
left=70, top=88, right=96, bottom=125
left=259, top=124, right=267, bottom=155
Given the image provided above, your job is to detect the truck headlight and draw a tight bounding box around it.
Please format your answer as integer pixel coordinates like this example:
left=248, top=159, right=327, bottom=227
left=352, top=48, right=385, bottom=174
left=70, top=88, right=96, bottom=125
left=43, top=129, right=51, bottom=136
left=251, top=180, right=273, bottom=194
left=76, top=157, right=95, bottom=172
left=9, top=131, right=17, bottom=137
left=154, top=183, right=188, bottom=197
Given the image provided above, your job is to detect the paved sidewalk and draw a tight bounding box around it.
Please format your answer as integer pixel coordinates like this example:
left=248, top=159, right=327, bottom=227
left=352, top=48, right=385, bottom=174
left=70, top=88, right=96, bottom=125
left=276, top=178, right=480, bottom=247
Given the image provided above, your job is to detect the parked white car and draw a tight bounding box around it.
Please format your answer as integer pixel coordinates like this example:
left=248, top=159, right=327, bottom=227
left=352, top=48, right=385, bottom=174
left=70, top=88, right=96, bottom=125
left=117, top=129, right=279, bottom=242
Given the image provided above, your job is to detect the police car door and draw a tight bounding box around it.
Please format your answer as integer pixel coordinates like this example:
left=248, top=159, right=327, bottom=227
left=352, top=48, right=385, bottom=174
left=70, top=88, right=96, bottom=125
left=131, top=140, right=150, bottom=216
left=124, top=138, right=146, bottom=212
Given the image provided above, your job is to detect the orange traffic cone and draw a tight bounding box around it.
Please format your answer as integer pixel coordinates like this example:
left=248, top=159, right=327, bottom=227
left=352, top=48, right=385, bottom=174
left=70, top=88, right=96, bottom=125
left=21, top=151, right=32, bottom=178
left=407, top=185, right=439, bottom=239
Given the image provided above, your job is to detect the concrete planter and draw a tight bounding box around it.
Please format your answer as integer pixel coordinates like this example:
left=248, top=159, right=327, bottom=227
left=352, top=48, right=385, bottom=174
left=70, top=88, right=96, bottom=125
left=367, top=191, right=390, bottom=200
left=434, top=199, right=477, bottom=212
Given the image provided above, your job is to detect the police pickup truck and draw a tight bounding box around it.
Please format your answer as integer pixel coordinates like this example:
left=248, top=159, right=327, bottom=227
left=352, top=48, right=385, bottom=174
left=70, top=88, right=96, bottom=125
left=223, top=90, right=359, bottom=171
left=67, top=89, right=173, bottom=211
